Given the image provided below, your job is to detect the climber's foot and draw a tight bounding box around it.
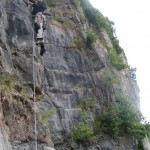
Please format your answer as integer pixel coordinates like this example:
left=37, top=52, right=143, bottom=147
left=40, top=48, right=46, bottom=56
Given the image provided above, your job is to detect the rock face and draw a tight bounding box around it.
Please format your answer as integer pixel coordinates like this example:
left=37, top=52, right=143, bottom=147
left=0, top=0, right=140, bottom=150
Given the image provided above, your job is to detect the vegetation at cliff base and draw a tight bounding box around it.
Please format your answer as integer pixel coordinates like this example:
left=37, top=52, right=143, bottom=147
left=96, top=97, right=147, bottom=140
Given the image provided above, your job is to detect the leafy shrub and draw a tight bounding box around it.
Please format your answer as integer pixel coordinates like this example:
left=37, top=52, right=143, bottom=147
left=96, top=98, right=146, bottom=139
left=77, top=98, right=96, bottom=111
left=96, top=104, right=121, bottom=135
left=78, top=99, right=86, bottom=110
left=73, top=122, right=96, bottom=143
left=109, top=48, right=127, bottom=70
left=86, top=31, right=97, bottom=47
left=74, top=37, right=84, bottom=49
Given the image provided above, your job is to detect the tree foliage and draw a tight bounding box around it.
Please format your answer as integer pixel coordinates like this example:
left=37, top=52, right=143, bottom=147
left=96, top=97, right=146, bottom=139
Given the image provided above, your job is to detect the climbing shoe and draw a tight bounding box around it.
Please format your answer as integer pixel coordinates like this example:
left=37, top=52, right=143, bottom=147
left=40, top=48, right=46, bottom=56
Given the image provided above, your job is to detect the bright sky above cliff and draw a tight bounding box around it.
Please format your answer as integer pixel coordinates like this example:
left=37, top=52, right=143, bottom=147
left=89, top=0, right=150, bottom=122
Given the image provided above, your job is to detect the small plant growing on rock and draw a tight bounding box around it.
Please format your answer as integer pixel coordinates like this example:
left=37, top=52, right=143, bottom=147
left=86, top=30, right=97, bottom=47
left=109, top=48, right=127, bottom=70
left=74, top=37, right=84, bottom=49
left=0, top=75, right=16, bottom=100
left=73, top=121, right=96, bottom=143
left=100, top=71, right=121, bottom=86
left=77, top=98, right=96, bottom=111
left=56, top=17, right=64, bottom=24
left=41, top=110, right=56, bottom=126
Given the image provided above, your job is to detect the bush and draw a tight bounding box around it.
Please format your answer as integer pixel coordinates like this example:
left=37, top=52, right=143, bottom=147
left=96, top=104, right=121, bottom=135
left=109, top=48, right=127, bottom=70
left=77, top=98, right=96, bottom=111
left=74, top=37, right=84, bottom=49
left=96, top=98, right=146, bottom=139
left=73, top=122, right=96, bottom=143
left=86, top=31, right=97, bottom=47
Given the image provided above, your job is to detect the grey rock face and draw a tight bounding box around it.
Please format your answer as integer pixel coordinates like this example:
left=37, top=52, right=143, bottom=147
left=0, top=128, right=12, bottom=150
left=0, top=0, right=140, bottom=150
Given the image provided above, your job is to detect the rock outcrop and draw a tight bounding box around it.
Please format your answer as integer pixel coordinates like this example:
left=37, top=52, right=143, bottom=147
left=0, top=0, right=140, bottom=150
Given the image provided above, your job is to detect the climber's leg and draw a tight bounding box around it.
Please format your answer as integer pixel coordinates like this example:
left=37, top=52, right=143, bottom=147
left=36, top=23, right=44, bottom=44
left=40, top=42, right=46, bottom=56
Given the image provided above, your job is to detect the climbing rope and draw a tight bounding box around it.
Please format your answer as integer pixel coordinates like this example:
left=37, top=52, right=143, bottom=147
left=9, top=0, right=37, bottom=149
left=32, top=21, right=38, bottom=150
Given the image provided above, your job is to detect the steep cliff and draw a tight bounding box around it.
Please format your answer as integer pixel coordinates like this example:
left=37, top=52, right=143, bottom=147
left=0, top=0, right=141, bottom=150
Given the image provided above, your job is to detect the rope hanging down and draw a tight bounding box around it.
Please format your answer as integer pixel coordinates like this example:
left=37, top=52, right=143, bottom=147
left=9, top=0, right=38, bottom=149
left=32, top=21, right=38, bottom=150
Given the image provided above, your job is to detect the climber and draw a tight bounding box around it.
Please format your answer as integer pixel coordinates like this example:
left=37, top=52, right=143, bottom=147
left=34, top=12, right=46, bottom=56
left=29, top=0, right=46, bottom=16
left=29, top=0, right=47, bottom=56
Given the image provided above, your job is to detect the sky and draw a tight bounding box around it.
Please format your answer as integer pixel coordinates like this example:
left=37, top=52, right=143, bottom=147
left=89, top=0, right=150, bottom=122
